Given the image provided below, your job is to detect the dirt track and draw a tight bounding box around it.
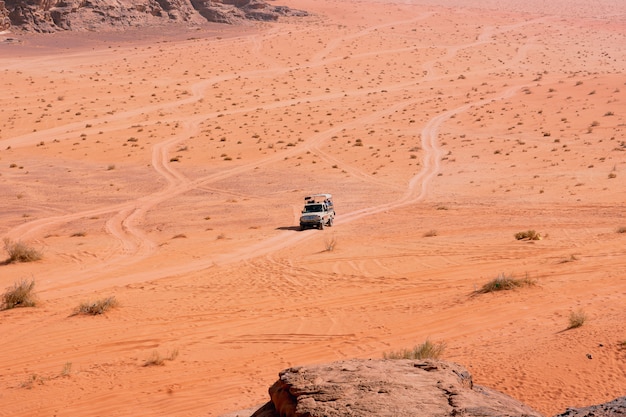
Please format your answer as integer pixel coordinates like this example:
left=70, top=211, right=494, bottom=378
left=0, top=0, right=625, bottom=415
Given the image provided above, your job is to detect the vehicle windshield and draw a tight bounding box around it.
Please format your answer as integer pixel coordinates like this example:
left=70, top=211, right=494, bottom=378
left=304, top=204, right=323, bottom=213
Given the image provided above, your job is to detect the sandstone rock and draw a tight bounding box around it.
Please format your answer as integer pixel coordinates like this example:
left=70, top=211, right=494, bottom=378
left=0, top=0, right=307, bottom=31
left=0, top=0, right=11, bottom=30
left=250, top=359, right=545, bottom=417
left=553, top=396, right=626, bottom=417
left=189, top=0, right=245, bottom=24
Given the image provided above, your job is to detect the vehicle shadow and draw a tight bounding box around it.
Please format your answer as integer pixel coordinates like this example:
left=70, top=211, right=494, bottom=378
left=276, top=226, right=301, bottom=231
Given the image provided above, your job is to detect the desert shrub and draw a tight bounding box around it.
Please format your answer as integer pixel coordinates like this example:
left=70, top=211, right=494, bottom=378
left=383, top=339, right=446, bottom=360
left=2, top=279, right=37, bottom=310
left=559, top=254, right=579, bottom=264
left=73, top=296, right=118, bottom=315
left=475, top=273, right=535, bottom=294
left=618, top=227, right=626, bottom=234
left=514, top=230, right=542, bottom=241
left=567, top=309, right=587, bottom=329
left=423, top=229, right=438, bottom=237
left=3, top=238, right=42, bottom=263
left=20, top=374, right=44, bottom=389
left=324, top=236, right=337, bottom=252
left=144, top=349, right=179, bottom=366
left=61, top=362, right=72, bottom=377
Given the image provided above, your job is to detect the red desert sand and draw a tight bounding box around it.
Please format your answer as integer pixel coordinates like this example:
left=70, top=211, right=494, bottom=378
left=0, top=0, right=624, bottom=415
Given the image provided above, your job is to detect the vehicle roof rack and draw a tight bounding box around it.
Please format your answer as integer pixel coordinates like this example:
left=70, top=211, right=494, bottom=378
left=305, top=193, right=332, bottom=202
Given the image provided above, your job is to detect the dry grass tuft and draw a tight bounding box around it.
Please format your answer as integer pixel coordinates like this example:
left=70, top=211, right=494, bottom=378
left=618, top=227, right=626, bottom=234
left=73, top=296, right=119, bottom=315
left=20, top=374, right=44, bottom=389
left=383, top=339, right=446, bottom=360
left=324, top=236, right=337, bottom=251
left=61, top=362, right=72, bottom=377
left=475, top=273, right=535, bottom=294
left=514, top=230, right=542, bottom=241
left=20, top=362, right=73, bottom=388
left=567, top=309, right=587, bottom=329
left=3, top=238, right=43, bottom=263
left=144, top=349, right=179, bottom=366
left=559, top=254, right=579, bottom=263
left=2, top=279, right=37, bottom=310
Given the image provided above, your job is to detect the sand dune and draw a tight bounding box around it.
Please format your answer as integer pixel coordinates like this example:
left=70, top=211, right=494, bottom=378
left=0, top=0, right=624, bottom=415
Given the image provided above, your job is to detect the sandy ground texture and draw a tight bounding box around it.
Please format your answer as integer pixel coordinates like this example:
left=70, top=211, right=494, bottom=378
left=0, top=0, right=625, bottom=416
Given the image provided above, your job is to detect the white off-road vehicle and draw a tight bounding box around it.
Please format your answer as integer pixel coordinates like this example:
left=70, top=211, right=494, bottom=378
left=299, top=194, right=335, bottom=230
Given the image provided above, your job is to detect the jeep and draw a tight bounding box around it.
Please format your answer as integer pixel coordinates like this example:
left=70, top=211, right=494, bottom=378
left=299, top=194, right=335, bottom=230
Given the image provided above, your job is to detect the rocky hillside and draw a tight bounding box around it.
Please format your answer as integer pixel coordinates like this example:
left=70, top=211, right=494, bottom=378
left=0, top=0, right=307, bottom=32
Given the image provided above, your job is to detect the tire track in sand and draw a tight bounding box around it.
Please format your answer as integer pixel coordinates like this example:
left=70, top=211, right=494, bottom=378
left=4, top=15, right=536, bottom=295
left=37, top=79, right=531, bottom=298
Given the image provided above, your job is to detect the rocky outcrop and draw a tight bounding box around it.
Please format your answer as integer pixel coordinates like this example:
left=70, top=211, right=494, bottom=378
left=189, top=0, right=245, bottom=24
left=0, top=0, right=306, bottom=32
left=250, top=359, right=544, bottom=417
left=0, top=0, right=10, bottom=30
left=553, top=397, right=626, bottom=417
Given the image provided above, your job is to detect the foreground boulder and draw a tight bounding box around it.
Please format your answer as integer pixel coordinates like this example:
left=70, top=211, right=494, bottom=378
left=250, top=359, right=544, bottom=417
